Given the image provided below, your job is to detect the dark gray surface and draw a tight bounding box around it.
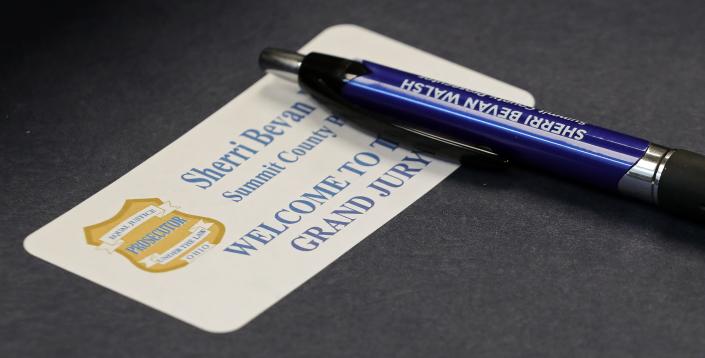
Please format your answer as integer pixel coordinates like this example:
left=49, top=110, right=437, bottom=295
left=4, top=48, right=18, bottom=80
left=3, top=0, right=705, bottom=356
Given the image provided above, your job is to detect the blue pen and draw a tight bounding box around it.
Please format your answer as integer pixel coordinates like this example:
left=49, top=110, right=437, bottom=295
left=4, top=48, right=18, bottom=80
left=259, top=48, right=705, bottom=221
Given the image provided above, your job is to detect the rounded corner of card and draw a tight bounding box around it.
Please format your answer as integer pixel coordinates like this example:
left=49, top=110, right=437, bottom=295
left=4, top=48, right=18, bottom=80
left=518, top=88, right=536, bottom=107
left=186, top=315, right=250, bottom=334
left=318, top=23, right=367, bottom=38
left=23, top=230, right=44, bottom=257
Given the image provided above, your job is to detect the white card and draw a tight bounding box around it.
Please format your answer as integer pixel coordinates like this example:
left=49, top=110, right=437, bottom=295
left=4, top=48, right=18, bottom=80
left=24, top=24, right=535, bottom=333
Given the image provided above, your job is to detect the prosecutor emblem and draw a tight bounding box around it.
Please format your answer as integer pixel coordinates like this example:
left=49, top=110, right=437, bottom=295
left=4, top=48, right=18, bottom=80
left=84, top=198, right=225, bottom=273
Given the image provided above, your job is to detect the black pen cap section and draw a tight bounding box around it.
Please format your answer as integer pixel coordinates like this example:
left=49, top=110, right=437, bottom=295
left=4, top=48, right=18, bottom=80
left=658, top=150, right=705, bottom=221
left=298, top=53, right=369, bottom=100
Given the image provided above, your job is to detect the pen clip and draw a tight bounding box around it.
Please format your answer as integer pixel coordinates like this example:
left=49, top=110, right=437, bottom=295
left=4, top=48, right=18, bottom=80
left=389, top=123, right=504, bottom=162
left=372, top=120, right=509, bottom=167
left=307, top=92, right=508, bottom=167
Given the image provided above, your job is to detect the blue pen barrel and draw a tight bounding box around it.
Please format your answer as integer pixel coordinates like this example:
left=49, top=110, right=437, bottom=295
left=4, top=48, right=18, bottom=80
left=259, top=48, right=705, bottom=220
left=339, top=61, right=651, bottom=191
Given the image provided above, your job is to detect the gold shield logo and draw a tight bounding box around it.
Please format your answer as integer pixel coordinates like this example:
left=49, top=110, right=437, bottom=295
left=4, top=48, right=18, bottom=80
left=84, top=198, right=225, bottom=273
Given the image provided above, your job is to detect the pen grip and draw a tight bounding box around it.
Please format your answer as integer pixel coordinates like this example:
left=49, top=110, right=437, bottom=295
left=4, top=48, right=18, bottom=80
left=658, top=150, right=705, bottom=220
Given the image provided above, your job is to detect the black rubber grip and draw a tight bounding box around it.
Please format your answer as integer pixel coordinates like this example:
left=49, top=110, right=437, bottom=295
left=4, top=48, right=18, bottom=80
left=658, top=149, right=705, bottom=221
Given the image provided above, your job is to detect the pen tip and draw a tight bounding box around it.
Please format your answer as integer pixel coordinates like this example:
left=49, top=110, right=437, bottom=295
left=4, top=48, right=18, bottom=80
left=259, top=48, right=304, bottom=82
